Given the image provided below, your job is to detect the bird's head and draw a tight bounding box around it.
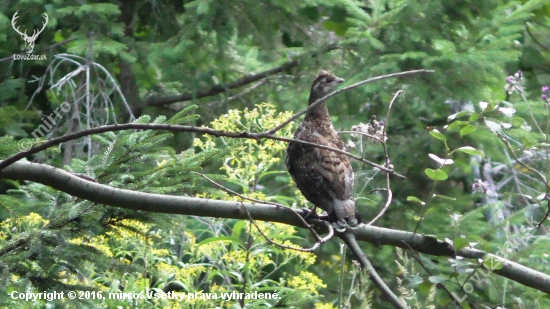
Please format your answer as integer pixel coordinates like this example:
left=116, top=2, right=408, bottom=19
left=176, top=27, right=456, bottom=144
left=309, top=70, right=345, bottom=104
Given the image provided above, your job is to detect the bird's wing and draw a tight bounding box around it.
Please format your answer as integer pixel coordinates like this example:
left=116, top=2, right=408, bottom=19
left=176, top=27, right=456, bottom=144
left=286, top=124, right=353, bottom=212
left=309, top=131, right=353, bottom=201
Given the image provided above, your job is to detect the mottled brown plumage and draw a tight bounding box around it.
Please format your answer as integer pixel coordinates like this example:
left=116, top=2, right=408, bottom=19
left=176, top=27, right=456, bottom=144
left=286, top=70, right=360, bottom=228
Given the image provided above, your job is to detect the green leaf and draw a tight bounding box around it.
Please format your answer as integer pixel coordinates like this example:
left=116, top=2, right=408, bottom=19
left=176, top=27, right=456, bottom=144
left=425, top=207, right=438, bottom=215
left=511, top=116, right=525, bottom=127
left=135, top=277, right=150, bottom=292
left=433, top=194, right=456, bottom=201
left=321, top=20, right=349, bottom=36
left=468, top=235, right=490, bottom=252
left=484, top=101, right=497, bottom=111
left=453, top=146, right=480, bottom=156
left=403, top=275, right=424, bottom=287
left=428, top=276, right=446, bottom=284
left=407, top=196, right=425, bottom=205
left=522, top=137, right=534, bottom=148
left=425, top=168, right=448, bottom=181
left=447, top=120, right=469, bottom=132
left=197, top=0, right=211, bottom=14
left=469, top=113, right=480, bottom=122
left=460, top=124, right=477, bottom=136
left=429, top=129, right=446, bottom=142
left=447, top=110, right=473, bottom=121
left=232, top=220, right=247, bottom=238
left=483, top=256, right=503, bottom=271
left=453, top=237, right=469, bottom=251
left=418, top=281, right=433, bottom=293
left=167, top=104, right=199, bottom=124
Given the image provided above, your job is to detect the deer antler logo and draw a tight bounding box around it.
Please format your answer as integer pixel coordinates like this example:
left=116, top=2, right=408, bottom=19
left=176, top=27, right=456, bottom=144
left=11, top=11, right=49, bottom=53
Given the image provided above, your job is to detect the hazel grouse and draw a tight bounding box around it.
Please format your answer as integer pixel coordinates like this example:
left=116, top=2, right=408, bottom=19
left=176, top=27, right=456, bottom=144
left=286, top=70, right=360, bottom=228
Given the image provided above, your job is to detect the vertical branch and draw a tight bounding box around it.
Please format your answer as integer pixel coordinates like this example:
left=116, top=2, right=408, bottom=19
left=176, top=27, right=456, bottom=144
left=366, top=90, right=403, bottom=226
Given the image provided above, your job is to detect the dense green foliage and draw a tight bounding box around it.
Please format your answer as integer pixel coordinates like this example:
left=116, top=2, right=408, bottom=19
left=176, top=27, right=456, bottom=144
left=1, top=0, right=550, bottom=308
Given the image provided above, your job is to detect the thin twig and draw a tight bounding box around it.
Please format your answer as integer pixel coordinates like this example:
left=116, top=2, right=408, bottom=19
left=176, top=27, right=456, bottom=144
left=525, top=22, right=550, bottom=52
left=497, top=133, right=547, bottom=184
left=203, top=78, right=267, bottom=106
left=339, top=131, right=384, bottom=143
left=264, top=135, right=402, bottom=176
left=517, top=90, right=544, bottom=135
left=3, top=70, right=434, bottom=176
left=338, top=242, right=347, bottom=309
left=45, top=37, right=78, bottom=51
left=266, top=69, right=435, bottom=135
left=194, top=172, right=333, bottom=251
left=1, top=123, right=405, bottom=178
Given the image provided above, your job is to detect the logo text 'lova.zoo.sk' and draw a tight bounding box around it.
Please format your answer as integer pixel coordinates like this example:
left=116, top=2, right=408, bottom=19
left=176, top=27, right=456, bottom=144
left=11, top=11, right=48, bottom=60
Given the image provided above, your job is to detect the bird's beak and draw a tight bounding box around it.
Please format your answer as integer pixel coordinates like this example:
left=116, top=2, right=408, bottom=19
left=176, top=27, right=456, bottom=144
left=336, top=77, right=345, bottom=84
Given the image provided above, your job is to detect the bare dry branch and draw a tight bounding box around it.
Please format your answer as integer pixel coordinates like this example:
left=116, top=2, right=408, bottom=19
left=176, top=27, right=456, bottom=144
left=146, top=59, right=300, bottom=106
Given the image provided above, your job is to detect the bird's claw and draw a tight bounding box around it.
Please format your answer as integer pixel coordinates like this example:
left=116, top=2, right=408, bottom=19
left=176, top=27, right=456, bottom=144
left=332, top=219, right=350, bottom=232
left=331, top=217, right=360, bottom=232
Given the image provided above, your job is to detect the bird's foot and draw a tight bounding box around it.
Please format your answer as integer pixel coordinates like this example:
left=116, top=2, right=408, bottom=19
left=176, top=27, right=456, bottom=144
left=332, top=219, right=349, bottom=232
left=331, top=217, right=359, bottom=232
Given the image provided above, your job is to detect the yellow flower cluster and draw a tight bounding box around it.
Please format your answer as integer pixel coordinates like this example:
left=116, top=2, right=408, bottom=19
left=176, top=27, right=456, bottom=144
left=287, top=271, right=327, bottom=295
left=314, top=303, right=337, bottom=309
left=222, top=249, right=273, bottom=269
left=0, top=212, right=49, bottom=241
left=69, top=235, right=114, bottom=257
left=193, top=103, right=294, bottom=188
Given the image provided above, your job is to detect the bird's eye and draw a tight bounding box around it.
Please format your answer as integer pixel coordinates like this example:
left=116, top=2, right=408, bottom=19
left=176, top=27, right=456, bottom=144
left=325, top=78, right=333, bottom=83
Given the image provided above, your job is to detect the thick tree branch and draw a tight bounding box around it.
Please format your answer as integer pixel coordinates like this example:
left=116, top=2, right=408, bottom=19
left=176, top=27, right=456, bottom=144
left=199, top=171, right=403, bottom=306
left=2, top=160, right=550, bottom=295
